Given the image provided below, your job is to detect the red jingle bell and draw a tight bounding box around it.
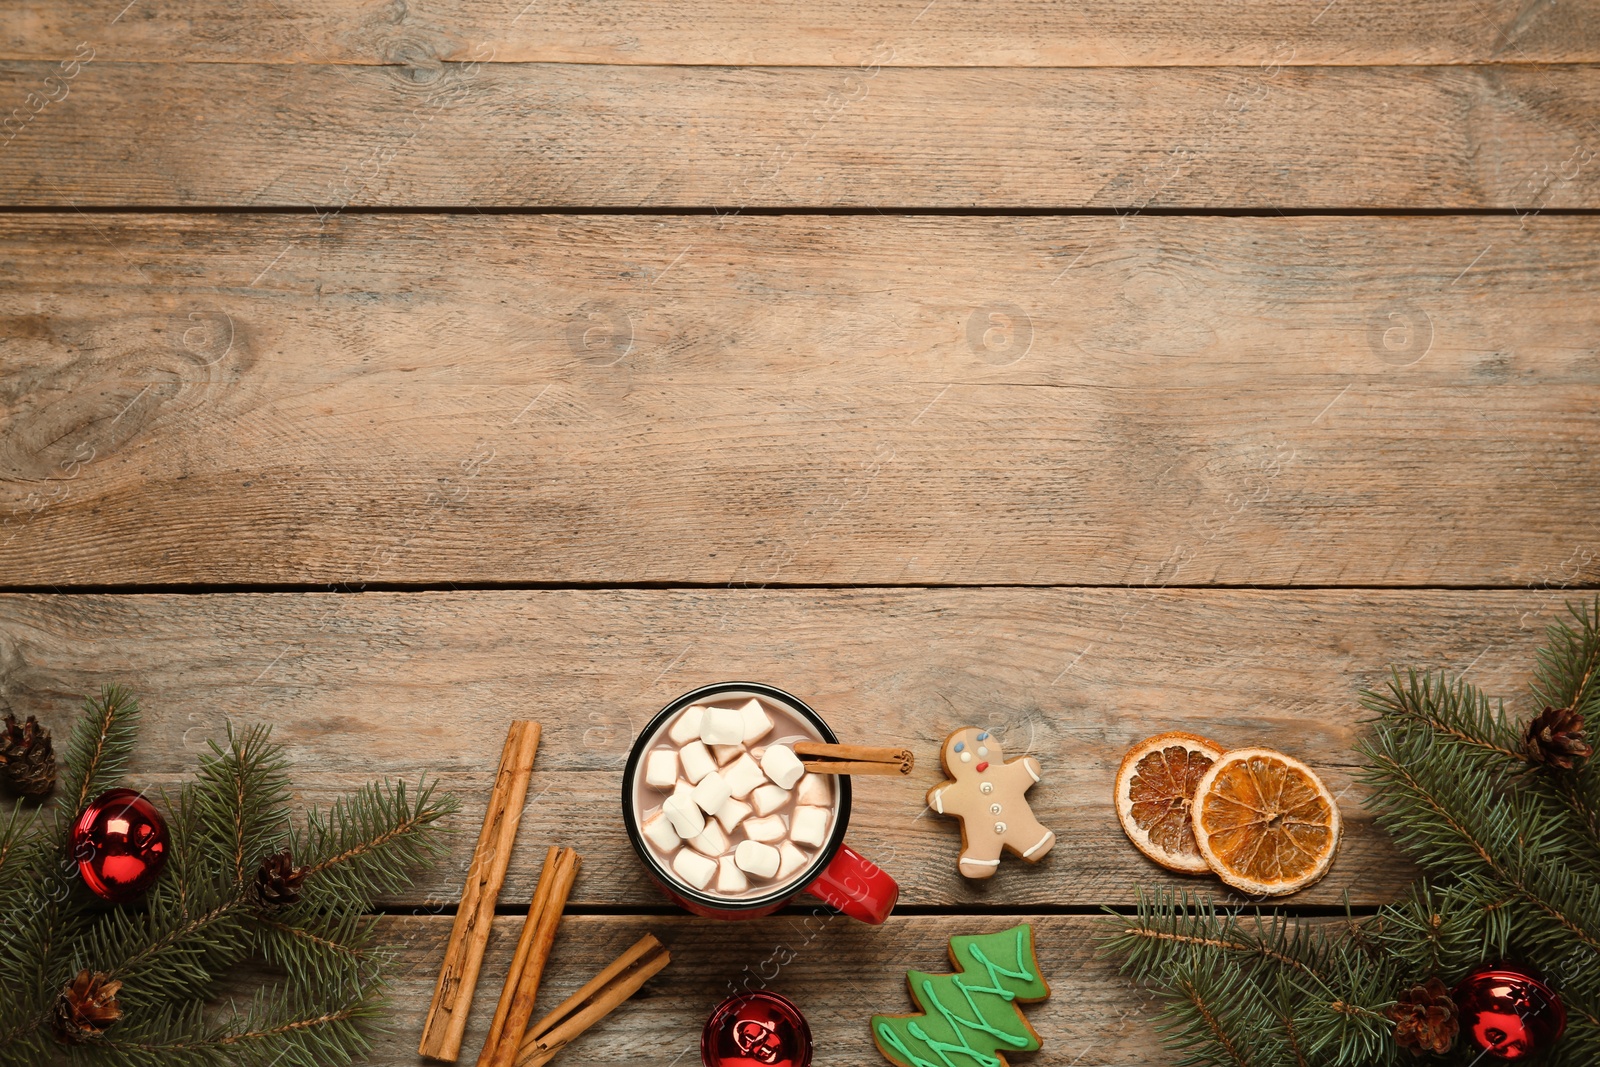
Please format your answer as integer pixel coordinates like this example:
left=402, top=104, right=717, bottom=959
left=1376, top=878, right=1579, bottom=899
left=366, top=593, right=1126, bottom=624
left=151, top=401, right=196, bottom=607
left=71, top=788, right=169, bottom=904
left=1454, top=962, right=1567, bottom=1060
left=702, top=991, right=812, bottom=1067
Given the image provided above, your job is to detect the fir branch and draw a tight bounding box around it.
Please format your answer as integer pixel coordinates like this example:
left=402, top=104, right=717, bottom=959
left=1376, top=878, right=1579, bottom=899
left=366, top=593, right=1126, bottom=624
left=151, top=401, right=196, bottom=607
left=1363, top=727, right=1600, bottom=954
left=0, top=692, right=454, bottom=1066
left=1550, top=773, right=1600, bottom=865
left=0, top=838, right=89, bottom=1052
left=186, top=724, right=291, bottom=888
left=295, top=776, right=456, bottom=911
left=93, top=728, right=291, bottom=1006
left=1368, top=879, right=1516, bottom=981
left=254, top=909, right=380, bottom=992
left=1274, top=998, right=1309, bottom=1067
left=1360, top=669, right=1524, bottom=766
left=1532, top=597, right=1600, bottom=718
left=215, top=1006, right=366, bottom=1045
left=1101, top=892, right=1397, bottom=1067
left=1104, top=598, right=1600, bottom=1067
left=60, top=686, right=140, bottom=819
left=1152, top=952, right=1304, bottom=1067
left=1174, top=976, right=1254, bottom=1067
left=1529, top=599, right=1600, bottom=855
left=1364, top=667, right=1600, bottom=875
left=111, top=1005, right=369, bottom=1052
left=1102, top=890, right=1350, bottom=991
left=0, top=799, right=46, bottom=895
left=99, top=983, right=380, bottom=1067
left=1114, top=924, right=1311, bottom=976
left=102, top=895, right=252, bottom=991
left=254, top=915, right=373, bottom=959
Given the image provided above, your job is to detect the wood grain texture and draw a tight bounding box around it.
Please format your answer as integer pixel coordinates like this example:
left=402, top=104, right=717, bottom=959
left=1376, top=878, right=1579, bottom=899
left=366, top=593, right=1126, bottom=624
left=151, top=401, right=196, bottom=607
left=2, top=62, right=1598, bottom=207
left=4, top=0, right=1599, bottom=66
left=3, top=213, right=1597, bottom=588
left=0, top=588, right=1584, bottom=908
left=371, top=914, right=1165, bottom=1066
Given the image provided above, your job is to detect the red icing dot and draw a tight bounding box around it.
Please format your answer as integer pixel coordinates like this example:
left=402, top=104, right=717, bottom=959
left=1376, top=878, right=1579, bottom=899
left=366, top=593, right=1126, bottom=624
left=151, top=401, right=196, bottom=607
left=976, top=761, right=989, bottom=772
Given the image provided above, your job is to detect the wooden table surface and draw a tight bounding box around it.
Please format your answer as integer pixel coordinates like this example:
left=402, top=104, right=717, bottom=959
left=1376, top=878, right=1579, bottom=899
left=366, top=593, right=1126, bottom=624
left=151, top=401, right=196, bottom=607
left=2, top=3, right=1598, bottom=1064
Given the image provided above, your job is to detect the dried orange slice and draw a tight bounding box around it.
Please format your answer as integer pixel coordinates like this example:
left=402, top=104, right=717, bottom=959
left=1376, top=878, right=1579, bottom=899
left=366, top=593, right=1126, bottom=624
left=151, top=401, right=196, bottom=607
left=1191, top=747, right=1340, bottom=896
left=1115, top=731, right=1225, bottom=873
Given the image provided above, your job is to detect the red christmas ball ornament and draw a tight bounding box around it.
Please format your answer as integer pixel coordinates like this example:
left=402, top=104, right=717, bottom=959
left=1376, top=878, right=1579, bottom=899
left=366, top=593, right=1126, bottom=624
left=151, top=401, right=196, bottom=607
left=702, top=992, right=812, bottom=1067
left=1454, top=963, right=1567, bottom=1060
left=71, top=788, right=169, bottom=903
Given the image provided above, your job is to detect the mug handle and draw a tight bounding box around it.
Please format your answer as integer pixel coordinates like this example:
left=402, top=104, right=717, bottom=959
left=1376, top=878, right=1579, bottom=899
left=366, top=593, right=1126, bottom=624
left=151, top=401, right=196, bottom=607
left=804, top=842, right=897, bottom=924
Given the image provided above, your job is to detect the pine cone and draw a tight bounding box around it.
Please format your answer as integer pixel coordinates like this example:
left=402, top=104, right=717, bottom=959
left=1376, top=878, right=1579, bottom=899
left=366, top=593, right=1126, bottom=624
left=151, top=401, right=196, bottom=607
left=1525, top=705, right=1592, bottom=770
left=1385, top=977, right=1458, bottom=1055
left=255, top=848, right=307, bottom=907
left=54, top=969, right=122, bottom=1043
left=0, top=712, right=56, bottom=798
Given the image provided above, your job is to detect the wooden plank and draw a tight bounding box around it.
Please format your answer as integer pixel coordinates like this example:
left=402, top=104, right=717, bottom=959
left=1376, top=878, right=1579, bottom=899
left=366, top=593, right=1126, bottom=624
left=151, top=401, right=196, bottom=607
left=4, top=0, right=1599, bottom=66
left=367, top=913, right=1165, bottom=1066
left=374, top=914, right=1167, bottom=1065
left=0, top=589, right=1580, bottom=907
left=2, top=213, right=1597, bottom=588
left=1, top=63, right=1597, bottom=207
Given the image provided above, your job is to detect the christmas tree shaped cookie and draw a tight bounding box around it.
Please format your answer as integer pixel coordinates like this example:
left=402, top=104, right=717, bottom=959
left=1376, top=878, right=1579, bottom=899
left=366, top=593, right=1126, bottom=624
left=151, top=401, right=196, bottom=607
left=871, top=923, right=1049, bottom=1067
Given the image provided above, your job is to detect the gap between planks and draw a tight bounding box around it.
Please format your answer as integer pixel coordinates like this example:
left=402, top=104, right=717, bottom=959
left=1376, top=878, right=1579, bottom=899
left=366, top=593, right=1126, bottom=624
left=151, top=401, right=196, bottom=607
left=2, top=205, right=1600, bottom=216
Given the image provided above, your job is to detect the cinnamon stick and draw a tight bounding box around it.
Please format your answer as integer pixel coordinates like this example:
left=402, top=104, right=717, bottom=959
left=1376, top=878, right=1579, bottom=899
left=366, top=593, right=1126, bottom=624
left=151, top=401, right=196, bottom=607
left=478, top=846, right=580, bottom=1067
left=515, top=934, right=671, bottom=1067
left=420, top=721, right=543, bottom=1062
left=794, top=741, right=914, bottom=775
left=799, top=759, right=911, bottom=775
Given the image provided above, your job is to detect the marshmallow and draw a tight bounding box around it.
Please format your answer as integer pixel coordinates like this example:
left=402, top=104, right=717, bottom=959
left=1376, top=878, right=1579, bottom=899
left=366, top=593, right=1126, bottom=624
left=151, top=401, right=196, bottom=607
left=672, top=847, right=717, bottom=890
left=642, top=809, right=680, bottom=852
left=744, top=814, right=787, bottom=843
left=716, top=854, right=748, bottom=894
left=700, top=706, right=745, bottom=746
left=667, top=705, right=705, bottom=745
left=689, top=820, right=730, bottom=857
left=680, top=741, right=716, bottom=784
left=739, top=698, right=774, bottom=742
left=776, top=841, right=809, bottom=880
left=662, top=793, right=705, bottom=839
left=723, top=753, right=768, bottom=799
left=714, top=797, right=752, bottom=834
left=692, top=771, right=731, bottom=816
left=644, top=750, right=678, bottom=790
left=760, top=745, right=806, bottom=790
left=750, top=783, right=790, bottom=818
left=672, top=779, right=694, bottom=803
left=734, top=839, right=780, bottom=878
left=790, top=805, right=829, bottom=848
left=711, top=743, right=746, bottom=766
left=796, top=774, right=831, bottom=807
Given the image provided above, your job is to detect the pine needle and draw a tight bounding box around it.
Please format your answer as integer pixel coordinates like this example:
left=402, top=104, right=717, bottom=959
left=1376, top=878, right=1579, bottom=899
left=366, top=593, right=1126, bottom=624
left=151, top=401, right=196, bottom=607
left=0, top=693, right=454, bottom=1067
left=1103, top=597, right=1600, bottom=1067
left=60, top=686, right=141, bottom=820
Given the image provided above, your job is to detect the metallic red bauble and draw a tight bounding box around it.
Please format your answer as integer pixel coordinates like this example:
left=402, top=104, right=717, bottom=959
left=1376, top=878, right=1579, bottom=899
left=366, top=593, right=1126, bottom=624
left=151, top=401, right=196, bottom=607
left=71, top=788, right=169, bottom=903
left=702, top=992, right=812, bottom=1067
left=1454, top=963, right=1567, bottom=1060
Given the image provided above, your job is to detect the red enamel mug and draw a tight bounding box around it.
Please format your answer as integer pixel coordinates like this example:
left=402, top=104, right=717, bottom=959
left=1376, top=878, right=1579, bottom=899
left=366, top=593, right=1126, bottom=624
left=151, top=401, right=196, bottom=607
left=622, top=682, right=898, bottom=924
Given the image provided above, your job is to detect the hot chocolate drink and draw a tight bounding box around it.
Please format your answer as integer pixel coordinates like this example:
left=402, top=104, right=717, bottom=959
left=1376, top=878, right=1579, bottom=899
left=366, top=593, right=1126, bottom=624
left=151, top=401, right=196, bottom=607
left=629, top=689, right=840, bottom=900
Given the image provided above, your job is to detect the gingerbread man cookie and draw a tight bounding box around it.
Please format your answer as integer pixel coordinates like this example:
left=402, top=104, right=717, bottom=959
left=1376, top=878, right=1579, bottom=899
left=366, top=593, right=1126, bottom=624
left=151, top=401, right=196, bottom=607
left=927, top=728, right=1054, bottom=878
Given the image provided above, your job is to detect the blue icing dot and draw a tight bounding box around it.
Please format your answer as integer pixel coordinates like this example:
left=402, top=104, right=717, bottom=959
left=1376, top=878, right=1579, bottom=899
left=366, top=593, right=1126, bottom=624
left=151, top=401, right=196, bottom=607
left=953, top=741, right=964, bottom=752
left=977, top=731, right=989, bottom=741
